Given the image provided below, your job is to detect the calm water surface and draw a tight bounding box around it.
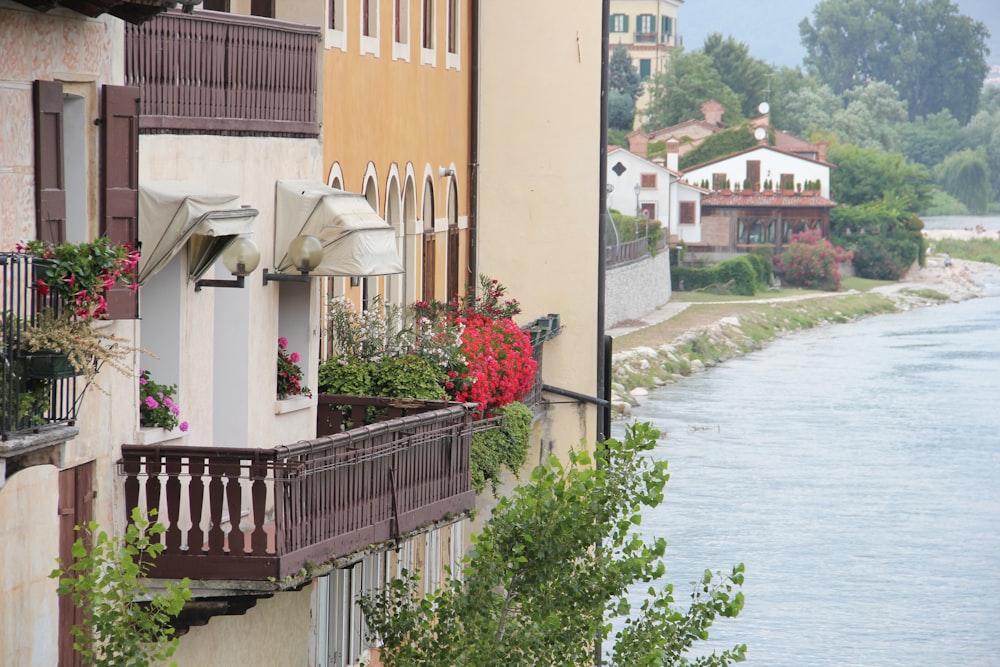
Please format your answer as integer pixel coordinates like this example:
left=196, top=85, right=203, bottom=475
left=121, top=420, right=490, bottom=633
left=611, top=286, right=1000, bottom=666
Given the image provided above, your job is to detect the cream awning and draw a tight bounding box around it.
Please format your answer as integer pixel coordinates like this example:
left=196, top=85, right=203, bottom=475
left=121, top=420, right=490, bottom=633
left=274, top=180, right=404, bottom=276
left=138, top=182, right=258, bottom=284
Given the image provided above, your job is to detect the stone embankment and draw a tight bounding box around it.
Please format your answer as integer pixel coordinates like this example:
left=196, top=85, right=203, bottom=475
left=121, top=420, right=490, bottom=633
left=610, top=254, right=993, bottom=417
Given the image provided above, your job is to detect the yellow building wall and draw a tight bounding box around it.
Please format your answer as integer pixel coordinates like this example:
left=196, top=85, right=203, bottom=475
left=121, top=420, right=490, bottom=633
left=476, top=0, right=604, bottom=461
left=322, top=1, right=472, bottom=303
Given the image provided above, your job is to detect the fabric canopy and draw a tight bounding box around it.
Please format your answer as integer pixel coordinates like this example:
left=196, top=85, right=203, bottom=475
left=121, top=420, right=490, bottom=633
left=274, top=180, right=404, bottom=276
left=138, top=182, right=258, bottom=284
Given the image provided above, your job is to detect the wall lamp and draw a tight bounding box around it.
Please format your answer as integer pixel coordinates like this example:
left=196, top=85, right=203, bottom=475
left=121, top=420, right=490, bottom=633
left=263, top=235, right=324, bottom=285
left=194, top=237, right=260, bottom=292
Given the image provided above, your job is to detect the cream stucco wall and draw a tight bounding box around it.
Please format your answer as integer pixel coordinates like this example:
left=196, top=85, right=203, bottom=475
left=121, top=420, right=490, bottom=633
left=169, top=587, right=313, bottom=665
left=477, top=0, right=603, bottom=461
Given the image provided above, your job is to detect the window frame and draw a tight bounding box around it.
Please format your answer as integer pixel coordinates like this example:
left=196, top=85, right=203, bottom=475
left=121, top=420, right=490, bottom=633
left=360, top=0, right=380, bottom=56
left=420, top=0, right=436, bottom=65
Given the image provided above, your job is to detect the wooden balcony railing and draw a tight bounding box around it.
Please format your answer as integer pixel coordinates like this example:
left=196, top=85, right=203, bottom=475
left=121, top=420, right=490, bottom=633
left=1, top=253, right=80, bottom=439
left=119, top=399, right=475, bottom=580
left=125, top=9, right=321, bottom=137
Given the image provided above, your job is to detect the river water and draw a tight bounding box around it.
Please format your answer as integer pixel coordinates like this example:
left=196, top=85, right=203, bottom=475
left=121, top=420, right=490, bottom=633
left=610, top=257, right=1000, bottom=665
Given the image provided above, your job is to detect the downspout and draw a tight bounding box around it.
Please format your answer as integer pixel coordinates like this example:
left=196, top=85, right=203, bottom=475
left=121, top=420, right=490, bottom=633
left=468, top=0, right=480, bottom=296
left=596, top=5, right=611, bottom=665
left=597, top=0, right=610, bottom=445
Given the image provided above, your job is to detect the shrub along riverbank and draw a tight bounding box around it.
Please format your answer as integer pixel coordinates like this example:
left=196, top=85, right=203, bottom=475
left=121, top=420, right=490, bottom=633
left=608, top=264, right=988, bottom=416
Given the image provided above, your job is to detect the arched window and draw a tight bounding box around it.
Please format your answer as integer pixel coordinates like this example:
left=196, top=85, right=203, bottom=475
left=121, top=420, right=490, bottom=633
left=421, top=178, right=435, bottom=302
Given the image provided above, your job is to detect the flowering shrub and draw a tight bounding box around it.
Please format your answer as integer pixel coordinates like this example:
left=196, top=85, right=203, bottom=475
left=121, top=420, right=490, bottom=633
left=18, top=238, right=140, bottom=320
left=139, top=369, right=188, bottom=432
left=323, top=275, right=536, bottom=415
left=779, top=229, right=852, bottom=291
left=277, top=337, right=311, bottom=399
left=451, top=313, right=536, bottom=414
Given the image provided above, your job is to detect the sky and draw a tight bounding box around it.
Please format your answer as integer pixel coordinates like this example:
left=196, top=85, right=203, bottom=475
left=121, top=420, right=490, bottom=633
left=678, top=0, right=1000, bottom=70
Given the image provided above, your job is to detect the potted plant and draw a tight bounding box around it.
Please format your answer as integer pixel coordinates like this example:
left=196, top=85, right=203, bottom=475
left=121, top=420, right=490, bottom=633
left=139, top=369, right=189, bottom=434
left=18, top=237, right=139, bottom=320
left=277, top=337, right=311, bottom=399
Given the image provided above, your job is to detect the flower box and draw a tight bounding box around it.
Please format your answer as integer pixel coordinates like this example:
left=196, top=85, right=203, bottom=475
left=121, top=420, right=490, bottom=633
left=20, top=351, right=82, bottom=379
left=135, top=426, right=187, bottom=445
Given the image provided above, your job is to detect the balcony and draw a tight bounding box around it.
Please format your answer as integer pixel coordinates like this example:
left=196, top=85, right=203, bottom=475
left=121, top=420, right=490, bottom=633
left=634, top=31, right=657, bottom=44
left=1, top=253, right=81, bottom=441
left=119, top=398, right=476, bottom=581
left=125, top=9, right=321, bottom=137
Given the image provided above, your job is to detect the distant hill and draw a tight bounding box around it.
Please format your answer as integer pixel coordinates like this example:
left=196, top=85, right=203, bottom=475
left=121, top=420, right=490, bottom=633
left=679, top=0, right=1000, bottom=70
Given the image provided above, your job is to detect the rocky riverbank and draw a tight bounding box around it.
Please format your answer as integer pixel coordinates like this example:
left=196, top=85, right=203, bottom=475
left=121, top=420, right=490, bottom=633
left=610, top=251, right=997, bottom=417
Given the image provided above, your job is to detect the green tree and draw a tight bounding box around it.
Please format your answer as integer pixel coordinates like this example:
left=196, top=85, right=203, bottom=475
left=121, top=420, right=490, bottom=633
left=898, top=110, right=965, bottom=168
left=830, top=81, right=909, bottom=152
left=646, top=50, right=744, bottom=129
left=800, top=0, right=990, bottom=123
left=609, top=44, right=643, bottom=102
left=779, top=80, right=840, bottom=138
left=361, top=423, right=747, bottom=667
left=935, top=148, right=992, bottom=214
left=679, top=125, right=757, bottom=170
left=963, top=109, right=1000, bottom=199
left=702, top=33, right=773, bottom=118
left=827, top=142, right=932, bottom=210
left=609, top=89, right=637, bottom=131
left=50, top=508, right=191, bottom=667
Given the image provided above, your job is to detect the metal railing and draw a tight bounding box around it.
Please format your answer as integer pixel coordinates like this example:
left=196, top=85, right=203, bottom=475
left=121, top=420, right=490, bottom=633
left=1, top=253, right=80, bottom=439
left=119, top=399, right=476, bottom=580
left=125, top=9, right=321, bottom=137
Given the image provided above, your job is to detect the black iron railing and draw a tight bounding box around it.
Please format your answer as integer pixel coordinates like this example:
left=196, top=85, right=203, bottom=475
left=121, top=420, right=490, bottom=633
left=1, top=253, right=80, bottom=439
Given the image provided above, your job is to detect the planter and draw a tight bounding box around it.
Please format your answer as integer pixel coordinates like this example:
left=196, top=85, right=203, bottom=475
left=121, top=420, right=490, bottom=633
left=547, top=313, right=561, bottom=331
left=20, top=351, right=82, bottom=379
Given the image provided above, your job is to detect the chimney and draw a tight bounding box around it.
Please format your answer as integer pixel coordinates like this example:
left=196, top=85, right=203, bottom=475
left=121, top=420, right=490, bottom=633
left=665, top=137, right=679, bottom=172
left=700, top=100, right=724, bottom=126
left=627, top=131, right=649, bottom=158
left=817, top=141, right=829, bottom=163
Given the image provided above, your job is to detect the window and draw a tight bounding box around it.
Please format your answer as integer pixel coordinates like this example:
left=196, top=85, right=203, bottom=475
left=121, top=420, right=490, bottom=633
left=661, top=15, right=672, bottom=37
left=393, top=0, right=410, bottom=60
left=33, top=81, right=140, bottom=319
left=328, top=0, right=347, bottom=50
left=446, top=176, right=459, bottom=302
left=424, top=529, right=441, bottom=595
left=445, top=0, right=459, bottom=68
left=250, top=0, right=273, bottom=17
left=636, top=13, right=654, bottom=39
left=361, top=0, right=380, bottom=56
left=610, top=13, right=628, bottom=33
left=421, top=178, right=435, bottom=301
left=638, top=59, right=651, bottom=80
left=640, top=173, right=657, bottom=189
left=640, top=202, right=656, bottom=221
left=745, top=160, right=761, bottom=190
left=421, top=0, right=435, bottom=61
left=202, top=0, right=229, bottom=11
left=680, top=201, right=696, bottom=225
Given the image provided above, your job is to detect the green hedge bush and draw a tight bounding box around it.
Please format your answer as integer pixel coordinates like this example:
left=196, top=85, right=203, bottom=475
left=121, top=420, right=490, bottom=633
left=672, top=256, right=758, bottom=296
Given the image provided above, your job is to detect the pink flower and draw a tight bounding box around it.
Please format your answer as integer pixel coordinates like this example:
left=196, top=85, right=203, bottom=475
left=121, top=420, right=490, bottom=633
left=171, top=405, right=180, bottom=416
left=144, top=396, right=158, bottom=410
left=139, top=376, right=147, bottom=385
left=289, top=352, right=300, bottom=363
left=278, top=337, right=288, bottom=349
left=179, top=421, right=189, bottom=432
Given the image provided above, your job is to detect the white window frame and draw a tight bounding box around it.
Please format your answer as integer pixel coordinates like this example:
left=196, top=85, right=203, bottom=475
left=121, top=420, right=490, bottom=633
left=445, top=0, right=459, bottom=70
left=360, top=0, right=380, bottom=57
left=420, top=0, right=436, bottom=66
left=326, top=0, right=347, bottom=51
left=392, top=0, right=410, bottom=61
left=610, top=13, right=627, bottom=33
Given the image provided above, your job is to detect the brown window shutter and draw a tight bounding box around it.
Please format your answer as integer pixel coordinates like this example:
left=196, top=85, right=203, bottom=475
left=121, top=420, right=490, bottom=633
left=446, top=225, right=459, bottom=302
left=422, top=234, right=436, bottom=302
left=33, top=80, right=66, bottom=244
left=101, top=85, right=141, bottom=320
left=640, top=173, right=657, bottom=188
left=680, top=201, right=696, bottom=225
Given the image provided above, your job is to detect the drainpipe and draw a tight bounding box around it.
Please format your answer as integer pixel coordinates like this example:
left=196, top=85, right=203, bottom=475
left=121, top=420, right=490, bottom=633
left=468, top=0, right=480, bottom=296
left=597, top=0, right=610, bottom=445
left=596, top=3, right=611, bottom=666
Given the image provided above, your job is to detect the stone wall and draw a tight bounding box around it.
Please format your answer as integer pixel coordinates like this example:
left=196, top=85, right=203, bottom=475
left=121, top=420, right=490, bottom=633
left=605, top=251, right=672, bottom=329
